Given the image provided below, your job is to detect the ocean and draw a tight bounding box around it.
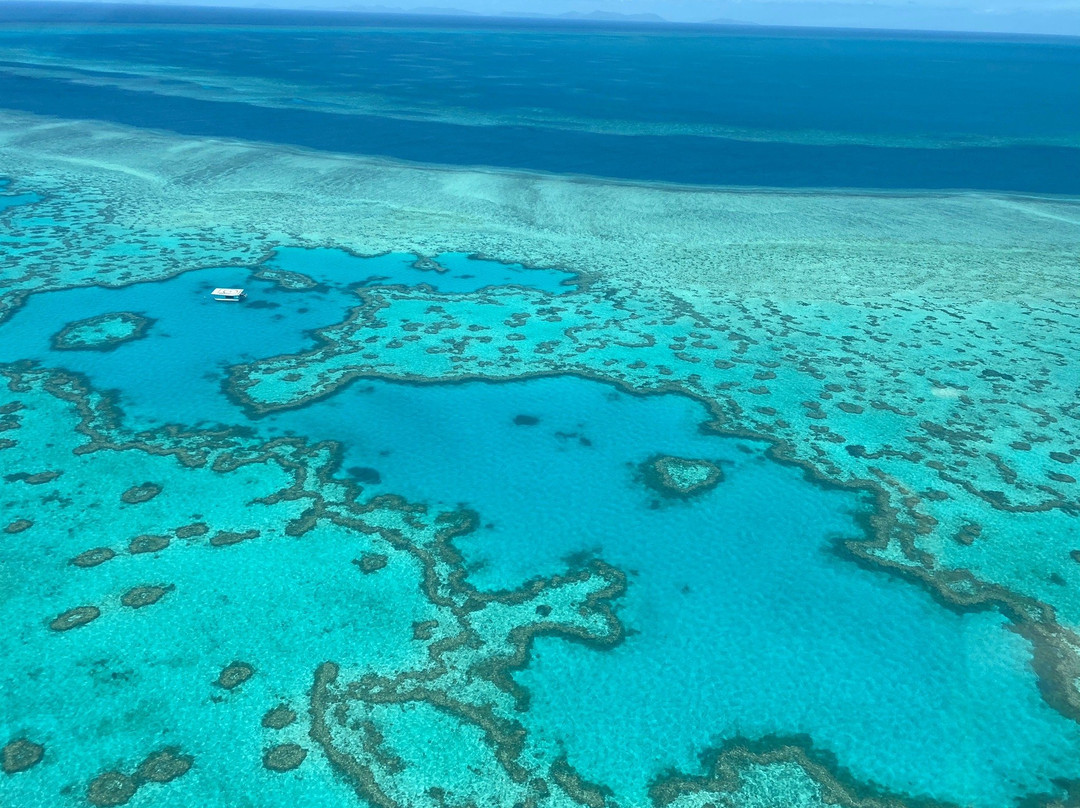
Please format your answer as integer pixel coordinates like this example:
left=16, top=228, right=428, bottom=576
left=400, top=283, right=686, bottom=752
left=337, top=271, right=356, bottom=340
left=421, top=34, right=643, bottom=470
left=1, top=7, right=1079, bottom=808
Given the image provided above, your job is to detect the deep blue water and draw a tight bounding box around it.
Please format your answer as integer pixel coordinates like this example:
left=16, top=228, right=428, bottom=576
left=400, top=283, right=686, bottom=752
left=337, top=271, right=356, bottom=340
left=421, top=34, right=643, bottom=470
left=1, top=7, right=1079, bottom=191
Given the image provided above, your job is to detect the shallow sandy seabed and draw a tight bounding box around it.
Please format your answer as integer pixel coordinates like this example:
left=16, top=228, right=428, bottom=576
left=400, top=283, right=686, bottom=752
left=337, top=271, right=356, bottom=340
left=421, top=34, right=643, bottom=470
left=2, top=110, right=1080, bottom=807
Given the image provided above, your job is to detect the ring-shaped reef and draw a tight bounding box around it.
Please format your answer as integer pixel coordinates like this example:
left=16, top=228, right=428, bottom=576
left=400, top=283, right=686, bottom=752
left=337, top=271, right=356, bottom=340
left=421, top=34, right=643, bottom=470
left=50, top=312, right=154, bottom=352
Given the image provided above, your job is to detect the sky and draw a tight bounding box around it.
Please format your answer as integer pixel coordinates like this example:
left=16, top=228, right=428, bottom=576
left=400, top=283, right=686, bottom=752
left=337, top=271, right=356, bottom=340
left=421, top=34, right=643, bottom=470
left=23, top=0, right=1080, bottom=35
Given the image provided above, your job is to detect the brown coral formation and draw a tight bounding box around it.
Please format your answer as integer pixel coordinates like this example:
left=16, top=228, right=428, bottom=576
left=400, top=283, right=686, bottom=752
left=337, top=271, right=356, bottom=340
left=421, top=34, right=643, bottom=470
left=262, top=705, right=297, bottom=730
left=641, top=455, right=724, bottom=499
left=85, top=748, right=192, bottom=807
left=49, top=606, right=101, bottom=632
left=50, top=311, right=154, bottom=353
left=263, top=744, right=307, bottom=772
left=86, top=771, right=137, bottom=807
left=121, top=585, right=173, bottom=609
left=129, top=534, right=170, bottom=554
left=216, top=661, right=255, bottom=690
left=121, top=482, right=162, bottom=504
left=5, top=470, right=62, bottom=485
left=353, top=553, right=388, bottom=574
left=4, top=518, right=32, bottom=534
left=134, top=747, right=193, bottom=783
left=209, top=529, right=259, bottom=547
left=254, top=266, right=321, bottom=291
left=412, top=620, right=438, bottom=641
left=71, top=547, right=116, bottom=567
left=647, top=735, right=953, bottom=808
left=174, top=522, right=208, bottom=539
left=306, top=548, right=627, bottom=808
left=2, top=738, right=44, bottom=774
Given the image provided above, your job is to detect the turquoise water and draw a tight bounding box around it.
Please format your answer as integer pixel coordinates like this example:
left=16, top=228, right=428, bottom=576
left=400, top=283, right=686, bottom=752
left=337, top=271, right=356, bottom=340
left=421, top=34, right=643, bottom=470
left=3, top=260, right=1080, bottom=806
left=3, top=11, right=1080, bottom=808
left=0, top=249, right=573, bottom=426
left=0, top=178, right=40, bottom=210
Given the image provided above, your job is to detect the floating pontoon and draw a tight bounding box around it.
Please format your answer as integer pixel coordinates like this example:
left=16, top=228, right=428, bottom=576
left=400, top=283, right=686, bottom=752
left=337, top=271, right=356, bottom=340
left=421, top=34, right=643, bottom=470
left=211, top=287, right=246, bottom=302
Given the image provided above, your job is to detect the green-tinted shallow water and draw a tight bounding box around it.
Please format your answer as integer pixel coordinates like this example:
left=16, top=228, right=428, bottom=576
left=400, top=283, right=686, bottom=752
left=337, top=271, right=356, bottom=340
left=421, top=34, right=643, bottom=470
left=2, top=12, right=1080, bottom=808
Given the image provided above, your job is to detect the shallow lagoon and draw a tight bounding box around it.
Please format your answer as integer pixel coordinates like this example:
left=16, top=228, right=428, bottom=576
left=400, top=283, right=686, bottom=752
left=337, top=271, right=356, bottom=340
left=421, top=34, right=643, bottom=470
left=0, top=248, right=575, bottom=426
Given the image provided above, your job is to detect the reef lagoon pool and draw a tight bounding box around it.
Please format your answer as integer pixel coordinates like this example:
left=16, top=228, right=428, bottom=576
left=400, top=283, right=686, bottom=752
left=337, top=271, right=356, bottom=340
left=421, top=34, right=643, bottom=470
left=2, top=8, right=1080, bottom=808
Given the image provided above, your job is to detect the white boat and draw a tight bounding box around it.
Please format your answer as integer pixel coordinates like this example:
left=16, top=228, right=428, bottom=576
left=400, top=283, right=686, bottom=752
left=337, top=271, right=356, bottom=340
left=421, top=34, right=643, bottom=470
left=211, top=287, right=246, bottom=302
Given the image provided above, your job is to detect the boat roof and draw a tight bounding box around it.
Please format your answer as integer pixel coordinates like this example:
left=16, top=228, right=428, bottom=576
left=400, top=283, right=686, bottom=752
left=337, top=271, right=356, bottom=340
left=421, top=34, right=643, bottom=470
left=212, top=288, right=244, bottom=296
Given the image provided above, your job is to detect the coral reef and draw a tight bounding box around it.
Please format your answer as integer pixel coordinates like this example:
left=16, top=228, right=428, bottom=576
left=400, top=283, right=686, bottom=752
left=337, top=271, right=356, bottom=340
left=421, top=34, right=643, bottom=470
left=2, top=739, right=43, bottom=774
left=641, top=455, right=724, bottom=498
left=51, top=311, right=153, bottom=352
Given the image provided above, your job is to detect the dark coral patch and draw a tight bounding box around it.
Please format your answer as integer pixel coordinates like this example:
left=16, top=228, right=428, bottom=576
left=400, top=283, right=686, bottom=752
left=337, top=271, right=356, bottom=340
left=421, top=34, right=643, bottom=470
left=174, top=522, right=209, bottom=539
left=87, top=771, right=137, bottom=807
left=71, top=547, right=116, bottom=568
left=954, top=523, right=982, bottom=546
left=121, top=585, right=173, bottom=609
left=50, top=606, right=100, bottom=632
left=411, top=255, right=448, bottom=273
left=353, top=553, right=388, bottom=574
left=641, top=455, right=724, bottom=499
left=135, top=747, right=193, bottom=784
left=262, top=705, right=297, bottom=730
left=4, top=519, right=33, bottom=534
left=216, top=661, right=255, bottom=690
left=121, top=483, right=162, bottom=505
left=3, top=738, right=44, bottom=774
left=551, top=755, right=612, bottom=808
left=263, top=744, right=307, bottom=772
left=513, top=414, right=540, bottom=426
left=412, top=620, right=438, bottom=641
left=5, top=470, right=61, bottom=485
left=347, top=466, right=382, bottom=485
left=254, top=266, right=322, bottom=291
left=209, top=529, right=259, bottom=547
left=129, top=534, right=170, bottom=554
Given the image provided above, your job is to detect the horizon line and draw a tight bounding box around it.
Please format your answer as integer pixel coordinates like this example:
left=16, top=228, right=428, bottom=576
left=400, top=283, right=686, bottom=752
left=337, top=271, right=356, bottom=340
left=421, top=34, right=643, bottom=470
left=4, top=0, right=1080, bottom=41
